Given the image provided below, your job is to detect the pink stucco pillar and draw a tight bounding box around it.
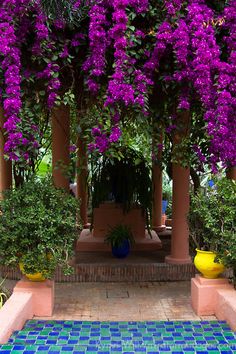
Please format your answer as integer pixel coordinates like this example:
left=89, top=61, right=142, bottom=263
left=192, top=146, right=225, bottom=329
left=76, top=131, right=88, bottom=227
left=152, top=132, right=165, bottom=232
left=52, top=104, right=70, bottom=191
left=165, top=164, right=191, bottom=264
left=0, top=107, right=12, bottom=199
left=152, top=163, right=165, bottom=232
left=165, top=111, right=191, bottom=264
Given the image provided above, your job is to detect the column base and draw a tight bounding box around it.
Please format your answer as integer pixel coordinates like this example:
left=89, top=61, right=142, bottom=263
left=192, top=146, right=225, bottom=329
left=83, top=223, right=91, bottom=229
left=153, top=225, right=166, bottom=233
left=165, top=254, right=192, bottom=264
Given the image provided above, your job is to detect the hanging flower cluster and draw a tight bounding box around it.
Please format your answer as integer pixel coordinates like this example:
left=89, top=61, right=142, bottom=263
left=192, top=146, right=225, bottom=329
left=0, top=0, right=31, bottom=161
left=144, top=22, right=173, bottom=75
left=143, top=0, right=236, bottom=168
left=187, top=0, right=235, bottom=168
left=105, top=0, right=135, bottom=109
left=88, top=124, right=122, bottom=153
left=0, top=0, right=63, bottom=161
left=0, top=0, right=235, bottom=170
left=83, top=0, right=108, bottom=93
left=88, top=0, right=150, bottom=152
left=164, top=0, right=183, bottom=16
left=34, top=5, right=62, bottom=109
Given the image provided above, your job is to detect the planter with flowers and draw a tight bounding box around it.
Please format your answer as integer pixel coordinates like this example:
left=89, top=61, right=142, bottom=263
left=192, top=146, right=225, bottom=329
left=0, top=177, right=80, bottom=281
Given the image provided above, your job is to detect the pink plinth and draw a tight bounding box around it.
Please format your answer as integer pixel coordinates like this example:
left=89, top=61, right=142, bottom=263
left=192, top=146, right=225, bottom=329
left=191, top=275, right=230, bottom=316
left=0, top=278, right=55, bottom=344
left=77, top=228, right=162, bottom=252
left=191, top=275, right=236, bottom=331
left=165, top=255, right=192, bottom=265
left=14, top=278, right=54, bottom=317
left=93, top=203, right=145, bottom=239
left=78, top=202, right=162, bottom=252
left=153, top=225, right=166, bottom=233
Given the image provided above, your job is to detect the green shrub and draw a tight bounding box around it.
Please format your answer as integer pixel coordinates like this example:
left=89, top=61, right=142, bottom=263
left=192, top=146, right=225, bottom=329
left=0, top=177, right=80, bottom=278
left=188, top=177, right=236, bottom=285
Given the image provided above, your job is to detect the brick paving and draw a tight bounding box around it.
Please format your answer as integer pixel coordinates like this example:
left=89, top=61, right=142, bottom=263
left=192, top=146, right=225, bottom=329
left=35, top=281, right=216, bottom=322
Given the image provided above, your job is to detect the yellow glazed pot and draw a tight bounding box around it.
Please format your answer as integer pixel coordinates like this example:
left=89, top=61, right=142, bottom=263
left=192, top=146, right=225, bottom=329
left=194, top=249, right=225, bottom=279
left=19, top=262, right=46, bottom=282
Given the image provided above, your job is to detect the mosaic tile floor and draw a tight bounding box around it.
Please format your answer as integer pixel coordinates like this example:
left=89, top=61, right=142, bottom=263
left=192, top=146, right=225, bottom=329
left=0, top=320, right=236, bottom=353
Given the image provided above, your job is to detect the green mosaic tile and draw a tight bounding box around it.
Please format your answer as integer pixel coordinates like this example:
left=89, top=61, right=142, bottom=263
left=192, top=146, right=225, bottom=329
left=1, top=320, right=236, bottom=354
left=0, top=344, right=12, bottom=349
left=57, top=340, right=69, bottom=345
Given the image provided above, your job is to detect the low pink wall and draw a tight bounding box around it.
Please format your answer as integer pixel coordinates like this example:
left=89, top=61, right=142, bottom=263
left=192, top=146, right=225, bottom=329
left=0, top=292, right=33, bottom=344
left=191, top=275, right=236, bottom=331
left=215, top=289, right=236, bottom=331
left=0, top=278, right=54, bottom=344
left=14, top=279, right=54, bottom=317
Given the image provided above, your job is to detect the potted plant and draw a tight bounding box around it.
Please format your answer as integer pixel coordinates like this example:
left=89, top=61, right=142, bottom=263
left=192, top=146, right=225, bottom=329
left=90, top=146, right=152, bottom=234
left=188, top=177, right=236, bottom=280
left=0, top=176, right=80, bottom=281
left=105, top=224, right=134, bottom=258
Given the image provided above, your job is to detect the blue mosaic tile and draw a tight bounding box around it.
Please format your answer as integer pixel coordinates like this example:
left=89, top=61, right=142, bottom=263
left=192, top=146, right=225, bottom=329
left=1, top=320, right=236, bottom=353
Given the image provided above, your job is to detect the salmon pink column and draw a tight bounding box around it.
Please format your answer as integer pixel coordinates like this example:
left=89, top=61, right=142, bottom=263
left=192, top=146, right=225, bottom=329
left=0, top=107, right=12, bottom=199
left=76, top=130, right=88, bottom=227
left=152, top=163, right=165, bottom=232
left=165, top=111, right=191, bottom=264
left=52, top=104, right=70, bottom=191
left=165, top=164, right=191, bottom=264
left=152, top=130, right=165, bottom=232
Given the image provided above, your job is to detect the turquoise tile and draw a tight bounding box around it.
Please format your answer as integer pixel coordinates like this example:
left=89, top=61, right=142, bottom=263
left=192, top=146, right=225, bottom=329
left=1, top=320, right=236, bottom=354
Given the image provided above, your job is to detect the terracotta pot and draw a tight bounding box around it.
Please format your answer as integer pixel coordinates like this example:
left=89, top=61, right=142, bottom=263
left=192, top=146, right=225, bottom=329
left=165, top=218, right=172, bottom=227
left=161, top=214, right=167, bottom=225
left=194, top=249, right=225, bottom=279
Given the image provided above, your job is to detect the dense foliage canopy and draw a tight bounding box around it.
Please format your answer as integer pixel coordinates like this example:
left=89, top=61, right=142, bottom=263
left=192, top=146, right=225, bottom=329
left=0, top=0, right=235, bottom=171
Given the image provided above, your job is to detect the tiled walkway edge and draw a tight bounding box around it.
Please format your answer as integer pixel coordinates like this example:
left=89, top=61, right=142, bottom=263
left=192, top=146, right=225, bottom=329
left=191, top=275, right=236, bottom=330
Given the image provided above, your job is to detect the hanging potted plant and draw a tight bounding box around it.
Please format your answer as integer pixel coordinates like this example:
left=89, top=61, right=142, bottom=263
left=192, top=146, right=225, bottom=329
left=188, top=177, right=235, bottom=280
left=0, top=176, right=81, bottom=281
left=105, top=224, right=134, bottom=258
left=90, top=145, right=152, bottom=224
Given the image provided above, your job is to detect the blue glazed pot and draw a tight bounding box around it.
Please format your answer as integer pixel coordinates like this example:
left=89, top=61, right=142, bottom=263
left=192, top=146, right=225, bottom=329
left=162, top=200, right=168, bottom=214
left=112, top=240, right=130, bottom=258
